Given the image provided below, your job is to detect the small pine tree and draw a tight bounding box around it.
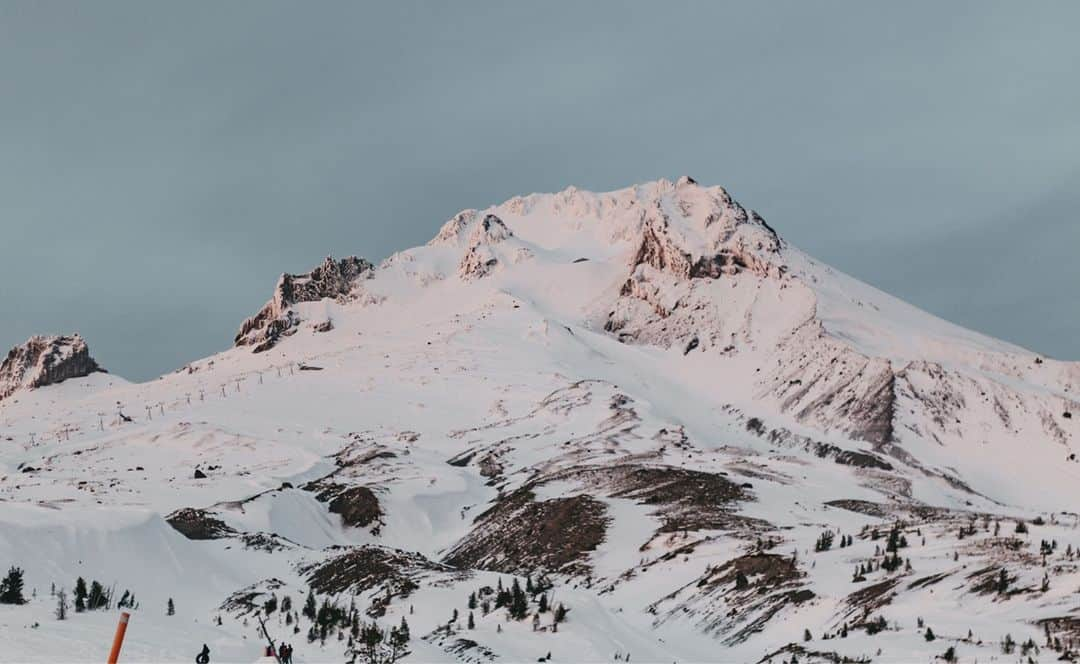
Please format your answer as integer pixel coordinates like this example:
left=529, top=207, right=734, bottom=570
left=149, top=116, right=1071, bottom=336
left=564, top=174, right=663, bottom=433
left=942, top=646, right=957, bottom=663
left=509, top=579, right=528, bottom=620
left=735, top=571, right=749, bottom=590
left=468, top=591, right=477, bottom=610
left=55, top=589, right=68, bottom=620
left=553, top=603, right=568, bottom=624
left=0, top=566, right=27, bottom=605
left=264, top=594, right=278, bottom=616
left=303, top=590, right=317, bottom=621
left=468, top=611, right=475, bottom=629
left=88, top=581, right=106, bottom=610
left=803, top=628, right=812, bottom=642
left=74, top=577, right=87, bottom=613
left=1002, top=633, right=1015, bottom=654
left=538, top=593, right=549, bottom=613
left=925, top=627, right=936, bottom=642
left=167, top=597, right=175, bottom=616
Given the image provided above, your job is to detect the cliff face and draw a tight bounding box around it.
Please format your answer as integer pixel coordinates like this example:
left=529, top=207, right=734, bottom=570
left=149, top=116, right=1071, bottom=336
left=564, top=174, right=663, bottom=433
left=0, top=334, right=104, bottom=401
left=234, top=255, right=373, bottom=352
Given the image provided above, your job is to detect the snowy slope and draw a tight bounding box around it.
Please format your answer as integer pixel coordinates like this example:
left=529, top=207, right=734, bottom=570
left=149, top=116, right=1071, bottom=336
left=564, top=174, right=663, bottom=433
left=1, top=178, right=1078, bottom=663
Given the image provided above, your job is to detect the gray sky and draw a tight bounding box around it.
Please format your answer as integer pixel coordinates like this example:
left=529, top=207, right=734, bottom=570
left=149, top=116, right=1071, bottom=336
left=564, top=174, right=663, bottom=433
left=2, top=1, right=1077, bottom=380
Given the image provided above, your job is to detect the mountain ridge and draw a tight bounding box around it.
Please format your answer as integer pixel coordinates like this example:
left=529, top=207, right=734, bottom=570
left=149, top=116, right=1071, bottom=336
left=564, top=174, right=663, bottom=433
left=1, top=178, right=1078, bottom=663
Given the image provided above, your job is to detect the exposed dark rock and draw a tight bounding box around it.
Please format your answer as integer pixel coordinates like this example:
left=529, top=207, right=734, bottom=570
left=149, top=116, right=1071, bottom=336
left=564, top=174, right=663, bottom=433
left=241, top=533, right=294, bottom=553
left=193, top=468, right=207, bottom=479
left=824, top=499, right=892, bottom=518
left=0, top=334, right=104, bottom=401
left=302, top=545, right=465, bottom=616
left=166, top=508, right=237, bottom=540
left=327, top=486, right=383, bottom=530
left=234, top=255, right=373, bottom=352
left=443, top=489, right=609, bottom=577
left=813, top=443, right=893, bottom=471
left=551, top=463, right=753, bottom=534
left=842, top=578, right=900, bottom=619
left=683, top=552, right=813, bottom=645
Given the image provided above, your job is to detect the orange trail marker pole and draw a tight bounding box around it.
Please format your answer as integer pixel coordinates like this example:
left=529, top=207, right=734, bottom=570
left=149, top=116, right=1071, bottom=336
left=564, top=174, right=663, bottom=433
left=107, top=612, right=130, bottom=664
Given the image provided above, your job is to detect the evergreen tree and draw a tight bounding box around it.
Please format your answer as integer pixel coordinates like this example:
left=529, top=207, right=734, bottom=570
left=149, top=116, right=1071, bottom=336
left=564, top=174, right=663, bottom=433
left=804, top=628, right=812, bottom=642
left=0, top=566, right=26, bottom=605
left=303, top=589, right=317, bottom=620
left=88, top=580, right=106, bottom=610
left=468, top=611, right=475, bottom=630
left=509, top=579, right=528, bottom=620
left=468, top=591, right=477, bottom=610
left=399, top=617, right=410, bottom=642
left=495, top=580, right=510, bottom=609
left=281, top=595, right=292, bottom=613
left=925, top=627, right=936, bottom=642
left=734, top=571, right=749, bottom=590
left=74, top=577, right=87, bottom=613
left=264, top=594, right=278, bottom=616
left=538, top=593, right=549, bottom=613
left=553, top=603, right=568, bottom=624
left=55, top=589, right=68, bottom=620
left=167, top=597, right=175, bottom=616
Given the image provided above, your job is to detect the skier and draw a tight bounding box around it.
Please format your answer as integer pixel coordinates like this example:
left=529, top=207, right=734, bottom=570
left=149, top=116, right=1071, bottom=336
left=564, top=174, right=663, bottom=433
left=195, top=644, right=210, bottom=664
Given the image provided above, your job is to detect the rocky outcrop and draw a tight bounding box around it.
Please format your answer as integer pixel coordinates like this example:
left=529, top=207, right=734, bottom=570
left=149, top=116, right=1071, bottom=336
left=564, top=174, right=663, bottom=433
left=165, top=508, right=237, bottom=540
left=457, top=214, right=513, bottom=280
left=234, top=255, right=373, bottom=352
left=443, top=488, right=609, bottom=577
left=0, top=334, right=104, bottom=401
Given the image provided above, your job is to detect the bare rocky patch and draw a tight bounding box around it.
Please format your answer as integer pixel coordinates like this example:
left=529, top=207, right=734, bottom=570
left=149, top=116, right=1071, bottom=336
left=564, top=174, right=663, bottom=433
left=165, top=508, right=237, bottom=540
left=302, top=545, right=465, bottom=617
left=443, top=488, right=609, bottom=577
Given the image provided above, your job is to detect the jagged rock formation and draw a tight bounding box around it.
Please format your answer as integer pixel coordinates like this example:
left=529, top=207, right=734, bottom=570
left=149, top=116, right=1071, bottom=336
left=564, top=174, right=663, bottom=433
left=457, top=214, right=513, bottom=280
left=0, top=334, right=104, bottom=401
left=234, top=255, right=373, bottom=352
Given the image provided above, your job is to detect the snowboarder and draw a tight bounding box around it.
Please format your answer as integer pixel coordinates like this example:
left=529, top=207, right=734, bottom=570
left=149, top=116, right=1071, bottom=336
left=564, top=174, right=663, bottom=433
left=195, top=644, right=210, bottom=664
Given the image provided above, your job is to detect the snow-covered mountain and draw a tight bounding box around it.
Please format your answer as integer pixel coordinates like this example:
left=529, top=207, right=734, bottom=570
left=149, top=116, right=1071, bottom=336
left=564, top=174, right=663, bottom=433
left=1, top=178, right=1077, bottom=663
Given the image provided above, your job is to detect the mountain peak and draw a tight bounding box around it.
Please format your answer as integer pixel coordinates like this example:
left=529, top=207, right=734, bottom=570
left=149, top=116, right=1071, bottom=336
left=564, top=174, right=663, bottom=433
left=0, top=333, right=104, bottom=401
